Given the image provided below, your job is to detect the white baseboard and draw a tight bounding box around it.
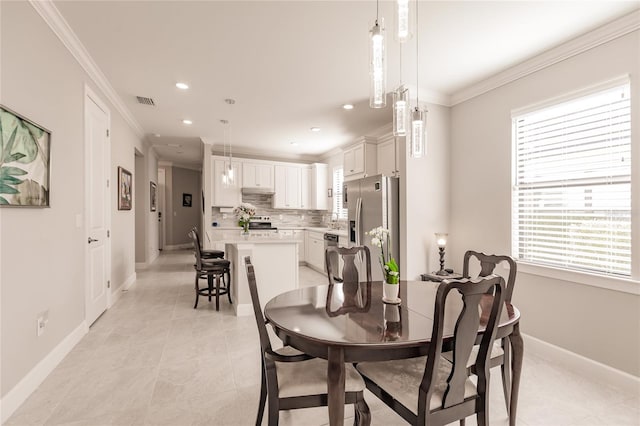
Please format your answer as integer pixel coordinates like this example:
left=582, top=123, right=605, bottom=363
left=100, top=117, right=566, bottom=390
left=135, top=262, right=147, bottom=269
left=164, top=243, right=191, bottom=251
left=148, top=249, right=160, bottom=264
left=0, top=321, right=88, bottom=423
left=234, top=303, right=253, bottom=317
left=522, top=333, right=640, bottom=397
left=110, top=272, right=136, bottom=306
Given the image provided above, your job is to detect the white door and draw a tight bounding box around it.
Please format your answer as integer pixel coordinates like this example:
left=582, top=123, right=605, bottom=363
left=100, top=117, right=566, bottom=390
left=84, top=87, right=111, bottom=326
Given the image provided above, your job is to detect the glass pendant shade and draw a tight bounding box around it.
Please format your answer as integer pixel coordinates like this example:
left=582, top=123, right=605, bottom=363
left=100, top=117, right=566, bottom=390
left=369, top=19, right=386, bottom=108
left=395, top=0, right=411, bottom=42
left=410, top=107, right=426, bottom=158
left=392, top=85, right=409, bottom=136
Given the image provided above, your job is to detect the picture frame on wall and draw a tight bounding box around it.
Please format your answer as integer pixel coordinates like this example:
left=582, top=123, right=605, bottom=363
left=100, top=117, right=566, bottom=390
left=150, top=181, right=157, bottom=212
left=183, top=193, right=192, bottom=207
left=118, top=167, right=132, bottom=210
left=0, top=105, right=51, bottom=207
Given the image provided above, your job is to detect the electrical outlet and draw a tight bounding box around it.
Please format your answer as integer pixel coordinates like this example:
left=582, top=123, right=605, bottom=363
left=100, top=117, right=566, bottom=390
left=36, top=310, right=49, bottom=337
left=222, top=213, right=227, bottom=219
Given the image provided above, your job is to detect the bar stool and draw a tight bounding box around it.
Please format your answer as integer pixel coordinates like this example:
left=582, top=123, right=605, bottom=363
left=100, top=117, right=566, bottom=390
left=188, top=230, right=231, bottom=310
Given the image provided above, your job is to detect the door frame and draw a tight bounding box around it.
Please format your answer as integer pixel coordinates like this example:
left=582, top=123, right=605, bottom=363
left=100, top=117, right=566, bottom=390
left=84, top=85, right=112, bottom=316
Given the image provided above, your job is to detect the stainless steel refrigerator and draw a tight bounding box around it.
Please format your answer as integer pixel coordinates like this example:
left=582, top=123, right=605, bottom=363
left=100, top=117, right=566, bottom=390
left=344, top=175, right=400, bottom=281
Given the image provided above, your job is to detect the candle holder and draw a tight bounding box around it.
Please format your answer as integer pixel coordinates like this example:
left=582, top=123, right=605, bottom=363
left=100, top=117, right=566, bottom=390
left=435, top=233, right=448, bottom=276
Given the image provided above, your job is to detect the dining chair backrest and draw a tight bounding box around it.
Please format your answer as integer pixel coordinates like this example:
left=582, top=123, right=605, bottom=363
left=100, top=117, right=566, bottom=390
left=244, top=257, right=274, bottom=357
left=419, top=275, right=505, bottom=415
left=463, top=250, right=517, bottom=302
left=325, top=245, right=372, bottom=286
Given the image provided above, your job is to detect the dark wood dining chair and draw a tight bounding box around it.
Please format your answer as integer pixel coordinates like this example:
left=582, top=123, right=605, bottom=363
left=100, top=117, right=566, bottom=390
left=188, top=230, right=231, bottom=310
left=190, top=226, right=224, bottom=259
left=444, top=251, right=518, bottom=415
left=244, top=256, right=371, bottom=426
left=324, top=246, right=372, bottom=317
left=356, top=275, right=506, bottom=426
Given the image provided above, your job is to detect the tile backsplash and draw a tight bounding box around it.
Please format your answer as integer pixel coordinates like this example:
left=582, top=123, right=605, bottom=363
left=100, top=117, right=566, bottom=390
left=211, top=193, right=329, bottom=227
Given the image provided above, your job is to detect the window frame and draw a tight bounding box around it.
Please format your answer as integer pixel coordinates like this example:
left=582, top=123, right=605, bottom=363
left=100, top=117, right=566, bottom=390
left=510, top=76, right=639, bottom=294
left=332, top=166, right=347, bottom=220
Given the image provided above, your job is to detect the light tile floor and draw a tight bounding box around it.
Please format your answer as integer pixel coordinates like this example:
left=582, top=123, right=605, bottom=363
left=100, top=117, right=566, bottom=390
left=7, top=251, right=639, bottom=426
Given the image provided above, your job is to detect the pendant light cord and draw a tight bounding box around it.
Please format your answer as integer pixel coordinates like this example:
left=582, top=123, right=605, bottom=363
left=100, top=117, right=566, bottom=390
left=415, top=0, right=419, bottom=106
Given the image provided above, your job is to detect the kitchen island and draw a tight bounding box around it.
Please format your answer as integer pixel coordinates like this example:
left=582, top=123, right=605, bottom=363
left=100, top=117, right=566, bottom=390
left=209, top=231, right=299, bottom=316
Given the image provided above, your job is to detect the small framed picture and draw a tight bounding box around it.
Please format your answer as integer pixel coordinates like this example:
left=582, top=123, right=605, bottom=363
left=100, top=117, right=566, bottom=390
left=182, top=193, right=192, bottom=207
left=118, top=167, right=132, bottom=210
left=150, top=181, right=157, bottom=212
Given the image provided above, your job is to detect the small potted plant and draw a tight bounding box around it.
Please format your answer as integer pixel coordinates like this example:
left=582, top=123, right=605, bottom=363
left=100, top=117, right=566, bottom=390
left=366, top=226, right=400, bottom=302
left=233, top=202, right=256, bottom=235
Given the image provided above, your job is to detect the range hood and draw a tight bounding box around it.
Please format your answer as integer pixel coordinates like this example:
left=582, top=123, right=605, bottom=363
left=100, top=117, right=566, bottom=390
left=241, top=187, right=275, bottom=195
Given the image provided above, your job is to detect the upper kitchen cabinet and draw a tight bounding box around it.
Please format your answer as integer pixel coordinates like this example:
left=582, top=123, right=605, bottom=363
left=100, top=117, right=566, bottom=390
left=242, top=161, right=274, bottom=191
left=309, top=163, right=328, bottom=210
left=377, top=133, right=403, bottom=177
left=273, top=165, right=301, bottom=209
left=212, top=156, right=242, bottom=207
left=300, top=163, right=328, bottom=210
left=343, top=137, right=377, bottom=181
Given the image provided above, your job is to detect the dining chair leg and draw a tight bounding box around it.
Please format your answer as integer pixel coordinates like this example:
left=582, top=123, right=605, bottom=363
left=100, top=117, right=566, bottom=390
left=501, top=336, right=512, bottom=414
left=354, top=398, right=370, bottom=426
left=193, top=274, right=199, bottom=309
left=224, top=269, right=232, bottom=304
left=267, top=388, right=279, bottom=426
left=509, top=324, right=524, bottom=426
left=256, top=360, right=267, bottom=426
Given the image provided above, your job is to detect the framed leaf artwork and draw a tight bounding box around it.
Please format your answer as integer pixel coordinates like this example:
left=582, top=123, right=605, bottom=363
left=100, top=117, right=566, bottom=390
left=0, top=105, right=51, bottom=207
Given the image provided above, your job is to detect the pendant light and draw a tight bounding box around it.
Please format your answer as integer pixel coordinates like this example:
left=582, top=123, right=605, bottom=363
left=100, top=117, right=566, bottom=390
left=392, top=46, right=408, bottom=136
left=395, top=0, right=411, bottom=43
left=410, top=0, right=426, bottom=158
left=369, top=0, right=386, bottom=108
left=219, top=119, right=233, bottom=186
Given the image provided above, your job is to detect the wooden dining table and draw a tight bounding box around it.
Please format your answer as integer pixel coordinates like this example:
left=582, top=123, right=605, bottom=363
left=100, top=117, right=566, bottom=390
left=264, top=279, right=523, bottom=426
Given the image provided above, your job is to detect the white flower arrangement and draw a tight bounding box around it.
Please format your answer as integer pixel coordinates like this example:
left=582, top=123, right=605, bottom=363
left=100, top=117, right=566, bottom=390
left=233, top=202, right=256, bottom=231
left=366, top=226, right=399, bottom=284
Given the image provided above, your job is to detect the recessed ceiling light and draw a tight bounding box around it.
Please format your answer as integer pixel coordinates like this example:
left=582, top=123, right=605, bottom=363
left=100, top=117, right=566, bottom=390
left=176, top=82, right=189, bottom=90
left=290, top=141, right=299, bottom=146
left=310, top=127, right=321, bottom=132
left=343, top=104, right=354, bottom=110
left=154, top=133, right=161, bottom=137
left=182, top=119, right=192, bottom=125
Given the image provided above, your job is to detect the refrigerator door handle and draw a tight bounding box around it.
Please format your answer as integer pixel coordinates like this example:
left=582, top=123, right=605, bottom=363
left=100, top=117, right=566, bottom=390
left=355, top=197, right=362, bottom=246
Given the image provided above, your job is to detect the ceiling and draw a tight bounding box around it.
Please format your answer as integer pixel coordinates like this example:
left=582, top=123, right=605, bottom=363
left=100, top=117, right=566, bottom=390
left=54, top=1, right=639, bottom=167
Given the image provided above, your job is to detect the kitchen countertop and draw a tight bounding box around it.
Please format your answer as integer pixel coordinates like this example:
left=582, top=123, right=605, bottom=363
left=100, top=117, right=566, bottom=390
left=209, top=225, right=348, bottom=237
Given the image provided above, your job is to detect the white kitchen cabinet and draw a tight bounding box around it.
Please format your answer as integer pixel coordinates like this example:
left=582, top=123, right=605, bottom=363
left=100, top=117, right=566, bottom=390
left=242, top=162, right=274, bottom=190
left=305, top=230, right=325, bottom=272
left=309, top=163, right=328, bottom=210
left=212, top=157, right=242, bottom=207
left=300, top=166, right=310, bottom=209
left=377, top=133, right=402, bottom=177
left=274, top=165, right=301, bottom=209
left=343, top=137, right=377, bottom=181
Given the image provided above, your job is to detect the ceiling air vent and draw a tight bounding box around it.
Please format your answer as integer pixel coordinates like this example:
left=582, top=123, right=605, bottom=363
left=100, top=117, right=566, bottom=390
left=136, top=96, right=155, bottom=106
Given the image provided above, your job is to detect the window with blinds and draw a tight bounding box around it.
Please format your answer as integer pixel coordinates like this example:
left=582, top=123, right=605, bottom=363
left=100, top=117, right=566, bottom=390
left=333, top=167, right=348, bottom=220
left=512, top=82, right=631, bottom=277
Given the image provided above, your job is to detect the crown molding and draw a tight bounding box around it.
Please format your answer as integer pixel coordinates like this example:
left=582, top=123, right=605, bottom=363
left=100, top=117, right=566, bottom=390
left=29, top=0, right=145, bottom=138
left=450, top=9, right=640, bottom=106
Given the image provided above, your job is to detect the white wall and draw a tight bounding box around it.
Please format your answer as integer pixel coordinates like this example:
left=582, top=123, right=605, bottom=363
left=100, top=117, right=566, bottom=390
left=0, top=0, right=155, bottom=408
left=134, top=154, right=146, bottom=263
left=169, top=166, right=200, bottom=246
left=450, top=31, right=640, bottom=376
left=401, top=104, right=451, bottom=279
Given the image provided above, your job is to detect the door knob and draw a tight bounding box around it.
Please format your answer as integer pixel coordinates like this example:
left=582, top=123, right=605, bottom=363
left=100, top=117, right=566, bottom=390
left=88, top=237, right=99, bottom=244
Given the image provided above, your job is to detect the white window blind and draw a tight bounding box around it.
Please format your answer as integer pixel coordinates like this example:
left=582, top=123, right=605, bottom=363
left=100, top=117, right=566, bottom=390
left=512, top=83, right=631, bottom=277
left=333, top=167, right=347, bottom=219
